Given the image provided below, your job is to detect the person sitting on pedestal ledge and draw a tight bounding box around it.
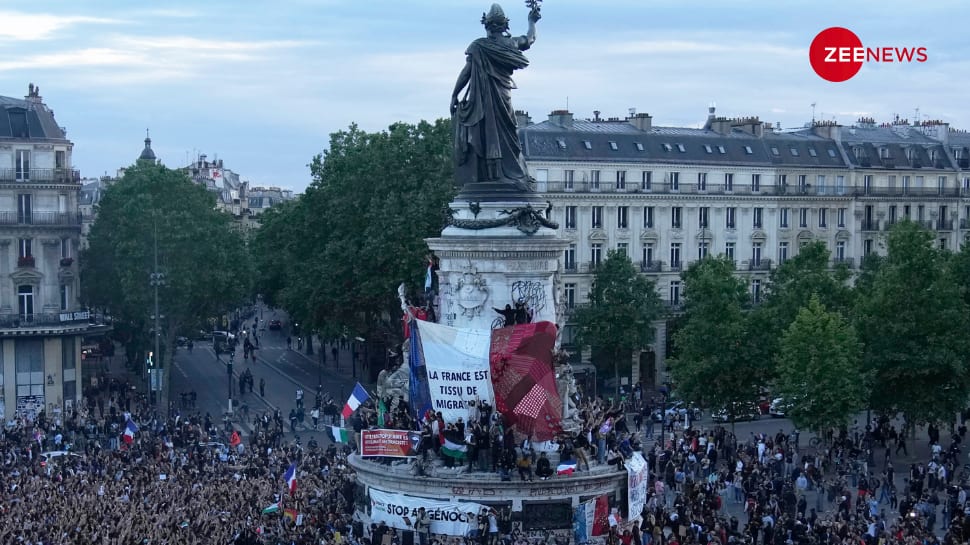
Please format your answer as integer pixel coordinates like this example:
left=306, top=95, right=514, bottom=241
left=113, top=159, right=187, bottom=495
left=535, top=451, right=553, bottom=480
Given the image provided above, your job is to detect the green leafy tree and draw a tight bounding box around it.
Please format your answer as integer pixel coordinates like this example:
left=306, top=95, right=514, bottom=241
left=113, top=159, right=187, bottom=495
left=856, top=221, right=970, bottom=425
left=748, top=241, right=854, bottom=381
left=573, top=250, right=665, bottom=399
left=250, top=200, right=302, bottom=310
left=252, top=120, right=454, bottom=344
left=951, top=242, right=970, bottom=308
left=671, top=256, right=764, bottom=423
left=776, top=295, right=866, bottom=434
left=82, top=162, right=248, bottom=405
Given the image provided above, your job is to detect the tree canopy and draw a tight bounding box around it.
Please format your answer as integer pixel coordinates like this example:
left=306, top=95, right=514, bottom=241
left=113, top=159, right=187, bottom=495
left=776, top=295, right=865, bottom=433
left=670, top=256, right=765, bottom=419
left=855, top=221, right=970, bottom=425
left=82, top=162, right=248, bottom=377
left=251, top=120, right=454, bottom=342
left=573, top=250, right=665, bottom=398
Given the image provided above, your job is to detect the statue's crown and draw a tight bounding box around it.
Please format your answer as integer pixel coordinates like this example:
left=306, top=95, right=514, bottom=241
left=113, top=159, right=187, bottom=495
left=481, top=3, right=508, bottom=26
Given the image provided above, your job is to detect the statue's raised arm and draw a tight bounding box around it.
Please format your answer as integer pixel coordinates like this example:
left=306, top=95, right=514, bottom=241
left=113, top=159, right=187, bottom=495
left=451, top=2, right=544, bottom=201
left=519, top=0, right=541, bottom=49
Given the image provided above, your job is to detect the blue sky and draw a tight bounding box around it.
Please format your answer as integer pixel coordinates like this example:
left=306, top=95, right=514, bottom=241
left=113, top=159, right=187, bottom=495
left=0, top=0, right=966, bottom=192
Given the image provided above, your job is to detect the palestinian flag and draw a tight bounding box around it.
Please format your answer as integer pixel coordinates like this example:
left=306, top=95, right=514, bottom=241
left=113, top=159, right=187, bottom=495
left=378, top=398, right=387, bottom=428
left=262, top=502, right=281, bottom=515
left=440, top=437, right=467, bottom=459
left=329, top=426, right=352, bottom=444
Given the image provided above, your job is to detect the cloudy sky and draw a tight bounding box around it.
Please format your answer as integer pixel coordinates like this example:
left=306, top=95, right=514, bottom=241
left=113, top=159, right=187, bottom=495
left=0, top=0, right=964, bottom=191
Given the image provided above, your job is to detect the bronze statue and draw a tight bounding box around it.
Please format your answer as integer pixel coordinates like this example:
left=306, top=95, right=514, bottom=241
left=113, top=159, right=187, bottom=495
left=451, top=2, right=541, bottom=199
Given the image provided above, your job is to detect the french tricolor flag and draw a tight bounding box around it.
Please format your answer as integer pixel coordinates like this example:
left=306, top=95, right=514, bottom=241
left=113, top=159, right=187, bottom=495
left=283, top=462, right=297, bottom=496
left=557, top=460, right=577, bottom=476
left=123, top=419, right=138, bottom=444
left=341, top=383, right=370, bottom=419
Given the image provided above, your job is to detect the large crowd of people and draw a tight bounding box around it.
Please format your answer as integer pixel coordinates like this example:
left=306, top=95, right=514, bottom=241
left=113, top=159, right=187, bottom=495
left=0, top=377, right=360, bottom=545
left=5, top=347, right=970, bottom=545
left=352, top=380, right=970, bottom=545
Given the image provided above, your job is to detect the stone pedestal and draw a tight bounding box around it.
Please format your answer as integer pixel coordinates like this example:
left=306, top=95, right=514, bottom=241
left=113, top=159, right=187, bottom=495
left=426, top=201, right=570, bottom=331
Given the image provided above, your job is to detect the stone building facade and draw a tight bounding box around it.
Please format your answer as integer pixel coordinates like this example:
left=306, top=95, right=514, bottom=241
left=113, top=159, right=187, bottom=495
left=519, top=107, right=970, bottom=386
left=0, top=85, right=108, bottom=421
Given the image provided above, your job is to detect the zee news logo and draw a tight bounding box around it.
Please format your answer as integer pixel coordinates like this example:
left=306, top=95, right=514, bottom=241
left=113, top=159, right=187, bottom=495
left=809, top=27, right=928, bottom=82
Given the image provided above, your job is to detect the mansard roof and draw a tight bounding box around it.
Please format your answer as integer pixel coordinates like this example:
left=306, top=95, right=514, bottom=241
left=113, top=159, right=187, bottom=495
left=520, top=120, right=846, bottom=169
left=0, top=95, right=67, bottom=140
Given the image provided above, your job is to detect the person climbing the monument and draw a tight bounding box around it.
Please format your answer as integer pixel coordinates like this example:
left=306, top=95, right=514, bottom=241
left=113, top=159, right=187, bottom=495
left=493, top=304, right=515, bottom=327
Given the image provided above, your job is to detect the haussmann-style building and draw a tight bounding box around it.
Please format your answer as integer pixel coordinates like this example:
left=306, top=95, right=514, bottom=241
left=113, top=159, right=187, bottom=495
left=0, top=84, right=109, bottom=422
left=517, top=107, right=970, bottom=387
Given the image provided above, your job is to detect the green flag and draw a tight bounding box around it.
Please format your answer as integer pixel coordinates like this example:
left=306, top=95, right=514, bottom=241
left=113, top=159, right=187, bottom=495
left=329, top=426, right=352, bottom=444
left=378, top=398, right=387, bottom=427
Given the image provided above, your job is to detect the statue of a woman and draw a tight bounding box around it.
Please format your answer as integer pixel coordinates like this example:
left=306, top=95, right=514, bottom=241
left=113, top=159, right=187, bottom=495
left=451, top=3, right=540, bottom=197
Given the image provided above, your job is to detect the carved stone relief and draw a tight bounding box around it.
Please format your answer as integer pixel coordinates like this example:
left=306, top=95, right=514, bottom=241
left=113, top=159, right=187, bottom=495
left=454, top=266, right=489, bottom=318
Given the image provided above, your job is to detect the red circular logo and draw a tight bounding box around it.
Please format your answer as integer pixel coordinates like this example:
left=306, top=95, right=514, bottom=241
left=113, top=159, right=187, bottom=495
left=809, top=27, right=864, bottom=82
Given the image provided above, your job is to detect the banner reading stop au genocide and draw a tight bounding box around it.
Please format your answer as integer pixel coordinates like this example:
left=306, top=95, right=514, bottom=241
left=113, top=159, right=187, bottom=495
left=369, top=488, right=485, bottom=536
left=417, top=320, right=495, bottom=422
left=360, top=429, right=421, bottom=458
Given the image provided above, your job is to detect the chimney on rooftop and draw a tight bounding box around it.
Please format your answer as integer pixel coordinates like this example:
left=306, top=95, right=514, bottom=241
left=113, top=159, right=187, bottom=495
left=25, top=83, right=43, bottom=107
left=628, top=112, right=652, bottom=132
left=548, top=109, right=573, bottom=129
left=811, top=120, right=841, bottom=141
left=515, top=110, right=532, bottom=128
left=732, top=117, right=764, bottom=138
left=703, top=103, right=717, bottom=130
left=593, top=110, right=601, bottom=122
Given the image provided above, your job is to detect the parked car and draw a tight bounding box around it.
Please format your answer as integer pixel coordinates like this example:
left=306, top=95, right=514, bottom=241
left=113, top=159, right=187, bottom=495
left=268, top=319, right=282, bottom=331
left=212, top=331, right=235, bottom=354
left=712, top=402, right=761, bottom=423
left=769, top=397, right=794, bottom=418
left=651, top=400, right=703, bottom=422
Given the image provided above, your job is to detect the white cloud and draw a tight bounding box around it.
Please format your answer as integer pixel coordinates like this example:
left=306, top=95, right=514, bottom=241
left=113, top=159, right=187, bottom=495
left=111, top=35, right=317, bottom=52
left=0, top=48, right=147, bottom=71
left=0, top=11, right=121, bottom=41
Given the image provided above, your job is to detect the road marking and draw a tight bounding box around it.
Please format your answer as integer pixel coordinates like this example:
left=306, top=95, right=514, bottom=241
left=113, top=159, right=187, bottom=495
left=172, top=358, right=190, bottom=379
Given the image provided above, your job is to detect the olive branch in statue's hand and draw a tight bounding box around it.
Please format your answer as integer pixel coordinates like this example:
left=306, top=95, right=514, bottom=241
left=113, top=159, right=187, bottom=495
left=526, top=0, right=542, bottom=21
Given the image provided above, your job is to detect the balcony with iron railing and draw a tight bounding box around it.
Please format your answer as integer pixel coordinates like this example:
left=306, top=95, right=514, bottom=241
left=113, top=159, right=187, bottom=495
left=0, top=168, right=80, bottom=184
left=861, top=220, right=879, bottom=231
left=663, top=300, right=685, bottom=313
left=0, top=310, right=109, bottom=331
left=747, top=259, right=772, bottom=271
left=0, top=211, right=82, bottom=227
left=916, top=220, right=935, bottom=230
left=853, top=186, right=963, bottom=198
left=962, top=219, right=970, bottom=230
left=542, top=180, right=784, bottom=196
left=639, top=260, right=663, bottom=273
left=563, top=262, right=578, bottom=273
left=831, top=257, right=855, bottom=268
left=937, top=219, right=954, bottom=231
left=668, top=260, right=683, bottom=272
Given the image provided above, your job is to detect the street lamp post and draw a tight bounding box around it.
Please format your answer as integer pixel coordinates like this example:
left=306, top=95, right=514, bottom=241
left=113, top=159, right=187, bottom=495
left=149, top=220, right=165, bottom=411
left=227, top=351, right=234, bottom=414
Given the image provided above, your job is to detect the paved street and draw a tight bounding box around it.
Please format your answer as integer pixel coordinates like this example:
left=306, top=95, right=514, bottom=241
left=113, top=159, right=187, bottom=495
left=168, top=305, right=374, bottom=446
